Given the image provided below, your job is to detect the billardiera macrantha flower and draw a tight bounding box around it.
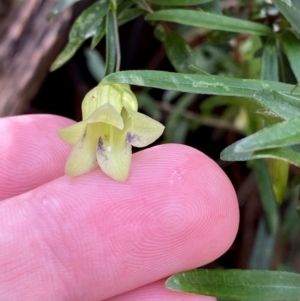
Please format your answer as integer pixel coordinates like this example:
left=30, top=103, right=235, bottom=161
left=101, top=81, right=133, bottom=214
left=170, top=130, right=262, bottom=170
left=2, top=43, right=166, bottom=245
left=58, top=82, right=165, bottom=182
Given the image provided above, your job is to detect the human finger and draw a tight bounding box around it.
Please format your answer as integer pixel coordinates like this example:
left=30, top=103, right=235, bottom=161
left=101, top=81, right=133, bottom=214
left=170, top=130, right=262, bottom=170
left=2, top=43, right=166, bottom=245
left=0, top=144, right=239, bottom=301
left=0, top=114, right=73, bottom=200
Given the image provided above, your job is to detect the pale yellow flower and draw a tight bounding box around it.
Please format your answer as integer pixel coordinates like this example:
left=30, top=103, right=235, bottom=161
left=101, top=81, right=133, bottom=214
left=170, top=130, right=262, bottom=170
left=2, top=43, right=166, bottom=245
left=58, top=82, right=164, bottom=182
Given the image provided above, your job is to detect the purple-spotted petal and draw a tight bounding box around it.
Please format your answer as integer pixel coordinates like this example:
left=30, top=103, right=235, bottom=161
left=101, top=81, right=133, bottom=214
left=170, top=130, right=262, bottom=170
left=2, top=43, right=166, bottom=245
left=96, top=125, right=132, bottom=182
left=124, top=108, right=165, bottom=148
left=65, top=124, right=100, bottom=176
left=57, top=121, right=87, bottom=145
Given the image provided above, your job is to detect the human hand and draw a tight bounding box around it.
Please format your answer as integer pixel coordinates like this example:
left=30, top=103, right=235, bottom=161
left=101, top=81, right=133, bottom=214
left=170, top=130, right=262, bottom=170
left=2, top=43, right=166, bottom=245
left=0, top=114, right=239, bottom=301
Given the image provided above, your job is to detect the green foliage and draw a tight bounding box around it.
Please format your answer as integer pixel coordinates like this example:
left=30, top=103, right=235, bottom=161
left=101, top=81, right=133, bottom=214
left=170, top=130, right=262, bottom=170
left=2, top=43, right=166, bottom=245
left=273, top=0, right=300, bottom=35
left=166, top=269, right=300, bottom=300
left=164, top=31, right=196, bottom=73
left=49, top=0, right=300, bottom=299
left=104, top=71, right=299, bottom=97
left=280, top=31, right=300, bottom=81
left=252, top=160, right=279, bottom=233
left=148, top=0, right=212, bottom=5
left=146, top=9, right=273, bottom=35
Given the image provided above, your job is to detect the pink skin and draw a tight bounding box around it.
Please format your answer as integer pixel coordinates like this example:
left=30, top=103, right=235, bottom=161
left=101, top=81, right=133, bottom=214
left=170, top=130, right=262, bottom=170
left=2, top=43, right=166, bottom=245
left=0, top=115, right=239, bottom=301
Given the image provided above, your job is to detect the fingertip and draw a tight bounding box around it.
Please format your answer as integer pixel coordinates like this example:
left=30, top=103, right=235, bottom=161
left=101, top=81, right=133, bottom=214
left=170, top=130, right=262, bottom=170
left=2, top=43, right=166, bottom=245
left=130, top=144, right=239, bottom=264
left=0, top=143, right=239, bottom=300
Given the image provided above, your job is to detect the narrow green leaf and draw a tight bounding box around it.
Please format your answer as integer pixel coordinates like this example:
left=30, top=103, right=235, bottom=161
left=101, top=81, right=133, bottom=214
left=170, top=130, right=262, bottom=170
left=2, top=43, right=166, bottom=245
left=47, top=0, right=81, bottom=20
left=105, top=9, right=116, bottom=76
left=148, top=0, right=212, bottom=5
left=253, top=160, right=279, bottom=233
left=165, top=94, right=194, bottom=142
left=281, top=186, right=300, bottom=241
left=234, top=116, right=300, bottom=153
left=166, top=269, right=300, bottom=300
left=164, top=31, right=195, bottom=73
left=273, top=0, right=300, bottom=35
left=91, top=20, right=106, bottom=48
left=255, top=109, right=284, bottom=124
left=200, top=0, right=222, bottom=14
left=50, top=40, right=83, bottom=71
left=104, top=71, right=300, bottom=98
left=131, top=0, right=152, bottom=12
left=249, top=218, right=275, bottom=269
left=221, top=142, right=300, bottom=168
left=279, top=0, right=292, bottom=6
left=69, top=0, right=110, bottom=42
left=146, top=10, right=273, bottom=35
left=253, top=89, right=300, bottom=120
left=261, top=38, right=279, bottom=81
left=84, top=48, right=105, bottom=81
left=280, top=31, right=300, bottom=82
left=117, top=0, right=134, bottom=12
left=118, top=8, right=144, bottom=26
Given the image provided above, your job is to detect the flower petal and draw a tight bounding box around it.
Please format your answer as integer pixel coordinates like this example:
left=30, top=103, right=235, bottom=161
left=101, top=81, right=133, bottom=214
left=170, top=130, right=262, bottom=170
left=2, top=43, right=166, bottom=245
left=121, top=85, right=138, bottom=111
left=87, top=102, right=124, bottom=129
left=124, top=108, right=165, bottom=148
left=81, top=83, right=124, bottom=120
left=100, top=82, right=123, bottom=112
left=65, top=123, right=101, bottom=176
left=81, top=86, right=102, bottom=120
left=96, top=124, right=132, bottom=182
left=57, top=121, right=87, bottom=145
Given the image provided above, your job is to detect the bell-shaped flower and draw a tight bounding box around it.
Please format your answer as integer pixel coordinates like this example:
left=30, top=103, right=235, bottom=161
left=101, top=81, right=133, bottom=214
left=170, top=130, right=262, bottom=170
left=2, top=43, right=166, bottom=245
left=58, top=82, right=164, bottom=182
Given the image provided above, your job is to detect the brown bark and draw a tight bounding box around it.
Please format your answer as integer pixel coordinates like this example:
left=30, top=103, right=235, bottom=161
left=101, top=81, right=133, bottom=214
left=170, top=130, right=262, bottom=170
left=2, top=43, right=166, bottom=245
left=0, top=0, right=77, bottom=116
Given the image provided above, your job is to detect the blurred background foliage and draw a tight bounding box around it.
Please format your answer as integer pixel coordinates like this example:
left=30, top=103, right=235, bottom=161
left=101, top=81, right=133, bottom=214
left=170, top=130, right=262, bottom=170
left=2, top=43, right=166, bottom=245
left=2, top=0, right=300, bottom=295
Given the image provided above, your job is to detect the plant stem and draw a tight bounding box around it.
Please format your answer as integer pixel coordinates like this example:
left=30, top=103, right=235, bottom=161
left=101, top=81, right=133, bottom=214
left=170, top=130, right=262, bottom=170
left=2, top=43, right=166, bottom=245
left=111, top=0, right=121, bottom=72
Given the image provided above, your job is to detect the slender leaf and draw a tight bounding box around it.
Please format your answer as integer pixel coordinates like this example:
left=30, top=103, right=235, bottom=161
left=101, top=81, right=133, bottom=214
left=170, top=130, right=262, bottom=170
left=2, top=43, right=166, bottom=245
left=252, top=160, right=279, bottom=234
left=255, top=10, right=281, bottom=212
left=253, top=90, right=300, bottom=121
left=51, top=0, right=109, bottom=70
left=117, top=0, right=134, bottom=12
left=278, top=0, right=292, bottom=6
left=91, top=20, right=106, bottom=48
left=69, top=0, right=110, bottom=42
left=281, top=185, right=300, bottom=241
left=104, top=71, right=300, bottom=98
left=118, top=8, right=144, bottom=26
left=165, top=94, right=194, bottom=142
left=273, top=0, right=300, bottom=35
left=148, top=0, right=212, bottom=5
left=50, top=40, right=83, bottom=71
left=166, top=269, right=300, bottom=300
left=200, top=0, right=222, bottom=14
left=146, top=10, right=273, bottom=35
left=105, top=9, right=116, bottom=76
left=164, top=31, right=195, bottom=73
left=221, top=142, right=300, bottom=168
left=261, top=38, right=279, bottom=81
left=84, top=48, right=105, bottom=81
left=249, top=218, right=275, bottom=269
left=280, top=31, right=300, bottom=82
left=131, top=0, right=152, bottom=12
left=233, top=116, right=300, bottom=153
left=47, top=0, right=81, bottom=20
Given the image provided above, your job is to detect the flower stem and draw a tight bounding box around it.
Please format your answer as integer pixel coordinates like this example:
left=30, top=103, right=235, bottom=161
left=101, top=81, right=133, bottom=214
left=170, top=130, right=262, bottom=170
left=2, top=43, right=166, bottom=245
left=111, top=0, right=121, bottom=72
